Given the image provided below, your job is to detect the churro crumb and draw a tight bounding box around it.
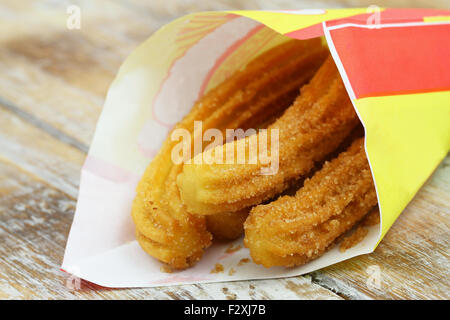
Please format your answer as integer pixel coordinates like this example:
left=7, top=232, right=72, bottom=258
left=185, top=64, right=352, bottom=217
left=228, top=268, right=236, bottom=276
left=210, top=263, right=224, bottom=274
left=225, top=244, right=242, bottom=254
left=339, top=227, right=369, bottom=252
left=160, top=265, right=173, bottom=273
left=238, top=258, right=250, bottom=266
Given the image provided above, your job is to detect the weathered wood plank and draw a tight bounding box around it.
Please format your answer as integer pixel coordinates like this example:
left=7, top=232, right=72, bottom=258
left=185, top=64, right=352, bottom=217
left=0, top=106, right=85, bottom=198
left=124, top=0, right=450, bottom=14
left=0, top=0, right=449, bottom=300
left=0, top=0, right=165, bottom=147
left=0, top=104, right=341, bottom=299
left=0, top=158, right=341, bottom=299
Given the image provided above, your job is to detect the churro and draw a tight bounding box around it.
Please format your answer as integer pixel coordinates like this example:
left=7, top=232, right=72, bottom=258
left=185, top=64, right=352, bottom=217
left=244, top=138, right=377, bottom=267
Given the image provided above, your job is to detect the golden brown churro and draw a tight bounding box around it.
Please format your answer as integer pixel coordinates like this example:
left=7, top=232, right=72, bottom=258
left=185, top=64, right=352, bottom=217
left=244, top=138, right=377, bottom=267
left=132, top=38, right=327, bottom=268
left=177, top=57, right=360, bottom=216
left=205, top=210, right=249, bottom=241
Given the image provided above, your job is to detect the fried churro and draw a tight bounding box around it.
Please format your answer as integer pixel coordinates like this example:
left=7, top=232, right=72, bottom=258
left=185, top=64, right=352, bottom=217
left=177, top=57, right=360, bottom=216
left=244, top=138, right=377, bottom=267
left=339, top=207, right=380, bottom=252
left=132, top=38, right=327, bottom=268
left=206, top=209, right=249, bottom=241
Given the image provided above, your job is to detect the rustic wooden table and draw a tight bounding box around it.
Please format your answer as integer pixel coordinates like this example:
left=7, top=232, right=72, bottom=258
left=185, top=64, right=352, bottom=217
left=0, top=0, right=449, bottom=300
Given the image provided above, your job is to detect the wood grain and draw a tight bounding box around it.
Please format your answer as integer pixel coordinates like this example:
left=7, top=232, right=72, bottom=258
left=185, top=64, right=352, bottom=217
left=0, top=158, right=340, bottom=300
left=0, top=0, right=449, bottom=300
left=0, top=102, right=342, bottom=300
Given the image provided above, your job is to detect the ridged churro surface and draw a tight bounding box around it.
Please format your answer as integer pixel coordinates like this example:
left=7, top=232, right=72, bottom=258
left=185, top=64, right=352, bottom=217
left=244, top=138, right=377, bottom=267
left=178, top=57, right=360, bottom=216
left=132, top=38, right=327, bottom=268
left=205, top=209, right=250, bottom=241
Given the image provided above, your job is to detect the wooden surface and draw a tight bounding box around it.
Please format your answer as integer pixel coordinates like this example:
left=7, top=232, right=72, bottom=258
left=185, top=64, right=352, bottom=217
left=0, top=0, right=449, bottom=300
